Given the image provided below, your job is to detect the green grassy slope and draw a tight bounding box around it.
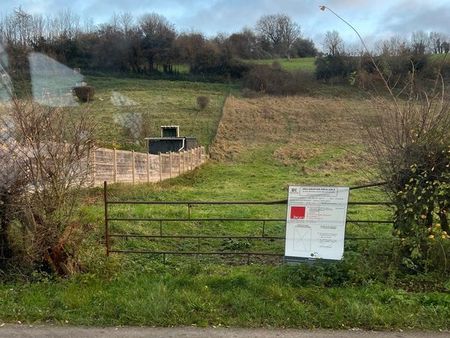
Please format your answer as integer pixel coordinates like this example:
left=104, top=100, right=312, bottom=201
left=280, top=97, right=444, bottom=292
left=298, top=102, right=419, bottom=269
left=83, top=76, right=236, bottom=150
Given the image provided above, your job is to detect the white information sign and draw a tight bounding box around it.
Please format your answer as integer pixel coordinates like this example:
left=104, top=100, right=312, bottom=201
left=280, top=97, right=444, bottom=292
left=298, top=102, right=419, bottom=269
left=284, top=186, right=350, bottom=261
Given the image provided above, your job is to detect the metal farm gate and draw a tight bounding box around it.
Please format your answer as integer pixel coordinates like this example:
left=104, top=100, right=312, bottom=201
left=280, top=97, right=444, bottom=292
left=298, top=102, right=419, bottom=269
left=103, top=181, right=394, bottom=263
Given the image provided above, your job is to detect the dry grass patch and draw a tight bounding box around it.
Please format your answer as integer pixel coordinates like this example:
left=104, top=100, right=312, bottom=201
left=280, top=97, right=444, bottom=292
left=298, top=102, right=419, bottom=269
left=273, top=143, right=323, bottom=166
left=211, top=95, right=376, bottom=164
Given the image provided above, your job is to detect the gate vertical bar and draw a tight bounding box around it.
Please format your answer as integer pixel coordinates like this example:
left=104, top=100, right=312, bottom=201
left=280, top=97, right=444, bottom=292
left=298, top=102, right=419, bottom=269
left=104, top=181, right=110, bottom=256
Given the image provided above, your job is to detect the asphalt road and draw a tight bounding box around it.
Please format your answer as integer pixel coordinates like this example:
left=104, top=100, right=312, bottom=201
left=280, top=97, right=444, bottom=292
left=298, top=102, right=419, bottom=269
left=0, top=326, right=449, bottom=338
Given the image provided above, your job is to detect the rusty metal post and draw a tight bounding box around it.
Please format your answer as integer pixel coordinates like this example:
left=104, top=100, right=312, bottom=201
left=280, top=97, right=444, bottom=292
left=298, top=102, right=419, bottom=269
left=104, top=181, right=110, bottom=256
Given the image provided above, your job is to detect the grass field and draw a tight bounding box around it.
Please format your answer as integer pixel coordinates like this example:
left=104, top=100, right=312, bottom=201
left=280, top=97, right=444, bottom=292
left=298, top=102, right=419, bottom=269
left=246, top=57, right=316, bottom=72
left=83, top=76, right=237, bottom=151
left=1, top=76, right=449, bottom=329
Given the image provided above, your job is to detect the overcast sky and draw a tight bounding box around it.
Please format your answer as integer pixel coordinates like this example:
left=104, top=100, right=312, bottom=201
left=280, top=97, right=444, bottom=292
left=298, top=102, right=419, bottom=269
left=2, top=0, right=450, bottom=47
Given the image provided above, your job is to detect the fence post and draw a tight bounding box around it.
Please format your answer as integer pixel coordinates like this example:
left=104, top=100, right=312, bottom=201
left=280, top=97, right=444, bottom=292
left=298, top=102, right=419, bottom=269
left=186, top=150, right=189, bottom=170
left=113, top=148, right=117, bottom=183
left=187, top=150, right=191, bottom=170
left=159, top=152, right=162, bottom=182
left=147, top=153, right=150, bottom=183
left=92, top=149, right=96, bottom=186
left=131, top=150, right=135, bottom=184
left=181, top=151, right=185, bottom=173
left=169, top=152, right=173, bottom=178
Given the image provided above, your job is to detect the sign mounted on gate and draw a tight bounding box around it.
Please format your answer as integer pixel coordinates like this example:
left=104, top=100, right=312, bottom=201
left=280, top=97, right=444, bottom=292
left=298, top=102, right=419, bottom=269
left=284, top=186, right=350, bottom=262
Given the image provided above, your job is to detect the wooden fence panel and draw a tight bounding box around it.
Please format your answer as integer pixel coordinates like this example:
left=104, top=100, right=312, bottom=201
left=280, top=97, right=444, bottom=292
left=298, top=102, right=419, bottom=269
left=91, top=147, right=207, bottom=186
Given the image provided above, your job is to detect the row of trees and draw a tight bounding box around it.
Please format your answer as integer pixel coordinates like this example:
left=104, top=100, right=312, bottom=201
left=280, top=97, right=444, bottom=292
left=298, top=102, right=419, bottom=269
left=1, top=7, right=448, bottom=78
left=316, top=29, right=450, bottom=85
left=322, top=30, right=450, bottom=57
left=0, top=9, right=317, bottom=76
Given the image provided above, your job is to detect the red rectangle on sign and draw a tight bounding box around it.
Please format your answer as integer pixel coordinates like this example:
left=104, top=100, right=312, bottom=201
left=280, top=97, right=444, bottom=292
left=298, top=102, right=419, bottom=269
left=290, top=206, right=306, bottom=219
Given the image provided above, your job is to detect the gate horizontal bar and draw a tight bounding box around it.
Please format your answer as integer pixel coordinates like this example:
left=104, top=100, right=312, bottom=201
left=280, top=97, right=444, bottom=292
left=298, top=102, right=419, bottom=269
left=107, top=217, right=393, bottom=224
left=108, top=217, right=286, bottom=222
left=107, top=200, right=287, bottom=205
left=106, top=200, right=393, bottom=206
left=346, top=220, right=393, bottom=224
left=109, top=234, right=388, bottom=241
left=109, top=234, right=284, bottom=240
left=348, top=201, right=393, bottom=205
left=109, top=249, right=284, bottom=256
left=349, top=182, right=387, bottom=190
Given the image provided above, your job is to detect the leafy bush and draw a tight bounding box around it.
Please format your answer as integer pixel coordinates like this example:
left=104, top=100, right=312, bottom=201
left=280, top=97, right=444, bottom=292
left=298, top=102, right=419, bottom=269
left=196, top=96, right=210, bottom=110
left=190, top=54, right=250, bottom=78
left=243, top=64, right=314, bottom=95
left=73, top=85, right=95, bottom=102
left=354, top=54, right=430, bottom=89
left=361, top=87, right=450, bottom=273
left=393, top=147, right=449, bottom=273
left=315, top=55, right=357, bottom=82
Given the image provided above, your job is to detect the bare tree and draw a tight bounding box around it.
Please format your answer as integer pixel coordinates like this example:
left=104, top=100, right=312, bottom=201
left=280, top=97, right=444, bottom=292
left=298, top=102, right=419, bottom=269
left=429, top=32, right=448, bottom=54
left=378, top=35, right=410, bottom=56
left=256, top=14, right=301, bottom=57
left=411, top=31, right=430, bottom=55
left=323, top=30, right=344, bottom=56
left=116, top=12, right=134, bottom=34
